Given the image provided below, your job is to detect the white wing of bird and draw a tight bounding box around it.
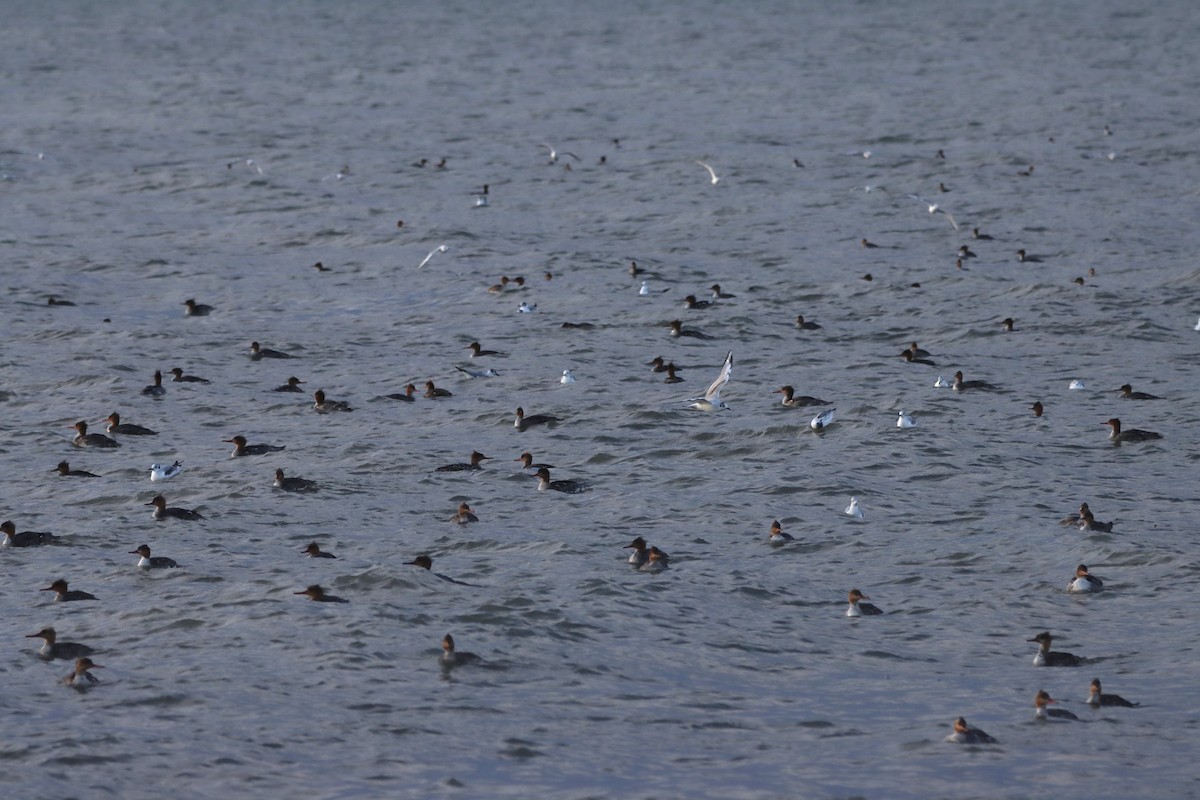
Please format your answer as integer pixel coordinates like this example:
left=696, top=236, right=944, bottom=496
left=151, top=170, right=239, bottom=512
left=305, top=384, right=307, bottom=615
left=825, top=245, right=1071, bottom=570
left=695, top=160, right=720, bottom=185
left=687, top=350, right=733, bottom=410
left=417, top=245, right=448, bottom=270
left=907, top=194, right=959, bottom=230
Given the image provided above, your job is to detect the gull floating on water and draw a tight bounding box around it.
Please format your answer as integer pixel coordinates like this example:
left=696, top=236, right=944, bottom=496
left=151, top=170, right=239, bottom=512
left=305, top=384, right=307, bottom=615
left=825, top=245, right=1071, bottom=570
left=695, top=160, right=719, bottom=185
left=933, top=375, right=950, bottom=388
left=687, top=350, right=733, bottom=411
left=1069, top=379, right=1086, bottom=390
left=906, top=194, right=959, bottom=230
left=455, top=365, right=499, bottom=378
left=560, top=369, right=576, bottom=385
left=810, top=407, right=836, bottom=430
left=896, top=410, right=916, bottom=428
left=417, top=245, right=448, bottom=270
left=149, top=461, right=183, bottom=481
left=845, top=497, right=864, bottom=518
left=518, top=302, right=537, bottom=313
left=1194, top=316, right=1200, bottom=331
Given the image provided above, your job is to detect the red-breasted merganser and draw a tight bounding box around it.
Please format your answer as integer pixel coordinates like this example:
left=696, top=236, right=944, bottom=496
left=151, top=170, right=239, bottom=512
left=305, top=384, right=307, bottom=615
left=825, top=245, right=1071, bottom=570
left=647, top=356, right=670, bottom=373
left=903, top=350, right=936, bottom=366
left=53, top=461, right=98, bottom=478
left=313, top=389, right=352, bottom=413
left=386, top=383, right=417, bottom=401
left=1067, top=565, right=1103, bottom=593
left=424, top=381, right=452, bottom=398
left=72, top=421, right=119, bottom=448
left=274, top=468, right=317, bottom=492
left=1034, top=690, right=1079, bottom=720
left=466, top=341, right=506, bottom=358
left=48, top=296, right=76, bottom=306
left=952, top=371, right=998, bottom=391
left=846, top=589, right=883, bottom=617
left=295, top=584, right=347, bottom=603
left=250, top=341, right=292, bottom=360
left=182, top=298, right=213, bottom=316
left=623, top=536, right=670, bottom=567
left=26, top=627, right=94, bottom=661
left=131, top=544, right=179, bottom=569
left=515, top=407, right=561, bottom=431
left=774, top=386, right=831, bottom=407
left=1077, top=510, right=1114, bottom=533
left=768, top=520, right=794, bottom=545
left=145, top=494, right=204, bottom=521
left=1016, top=249, right=1042, bottom=263
left=224, top=435, right=285, bottom=457
left=437, top=451, right=491, bottom=472
left=41, top=579, right=96, bottom=601
left=273, top=376, right=305, bottom=393
left=710, top=284, right=735, bottom=298
left=1087, top=679, right=1138, bottom=708
left=669, top=319, right=710, bottom=339
left=664, top=363, right=683, bottom=383
left=1104, top=418, right=1160, bottom=442
left=170, top=367, right=210, bottom=384
left=795, top=315, right=821, bottom=330
left=534, top=467, right=586, bottom=493
left=1117, top=384, right=1161, bottom=400
left=450, top=503, right=479, bottom=524
left=861, top=238, right=879, bottom=248
left=1001, top=318, right=1017, bottom=332
left=1031, top=401, right=1044, bottom=417
left=440, top=634, right=482, bottom=667
left=958, top=245, right=976, bottom=259
left=410, top=556, right=474, bottom=585
left=63, top=657, right=103, bottom=687
left=640, top=547, right=669, bottom=572
left=683, top=294, right=713, bottom=309
left=303, top=542, right=336, bottom=558
left=1059, top=503, right=1091, bottom=526
left=141, top=370, right=166, bottom=397
left=972, top=228, right=993, bottom=240
left=514, top=452, right=554, bottom=470
left=1029, top=631, right=1082, bottom=666
left=687, top=350, right=733, bottom=411
left=104, top=413, right=157, bottom=436
left=901, top=342, right=932, bottom=359
left=2, top=520, right=56, bottom=547
left=944, top=717, right=997, bottom=744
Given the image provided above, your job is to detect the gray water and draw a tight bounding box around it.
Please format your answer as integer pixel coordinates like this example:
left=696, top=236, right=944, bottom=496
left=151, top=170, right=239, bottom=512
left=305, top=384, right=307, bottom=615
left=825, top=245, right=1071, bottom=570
left=3, top=1, right=1200, bottom=798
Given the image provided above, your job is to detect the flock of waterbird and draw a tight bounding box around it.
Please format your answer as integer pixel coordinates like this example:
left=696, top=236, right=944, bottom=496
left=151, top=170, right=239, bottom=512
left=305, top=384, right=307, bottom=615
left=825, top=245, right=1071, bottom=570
left=10, top=138, right=1176, bottom=743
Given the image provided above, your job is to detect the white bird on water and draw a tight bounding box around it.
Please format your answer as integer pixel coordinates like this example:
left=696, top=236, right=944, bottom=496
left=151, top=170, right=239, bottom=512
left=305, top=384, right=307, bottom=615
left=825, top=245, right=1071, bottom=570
left=1069, top=379, right=1086, bottom=390
left=906, top=194, right=959, bottom=230
left=518, top=302, right=537, bottom=313
left=845, top=497, right=864, bottom=518
left=560, top=369, right=576, bottom=385
left=1194, top=316, right=1200, bottom=331
left=417, top=245, right=448, bottom=270
left=149, top=461, right=183, bottom=482
left=933, top=375, right=950, bottom=388
left=810, top=407, right=836, bottom=430
left=695, top=161, right=720, bottom=185
left=687, top=350, right=733, bottom=411
left=896, top=410, right=916, bottom=428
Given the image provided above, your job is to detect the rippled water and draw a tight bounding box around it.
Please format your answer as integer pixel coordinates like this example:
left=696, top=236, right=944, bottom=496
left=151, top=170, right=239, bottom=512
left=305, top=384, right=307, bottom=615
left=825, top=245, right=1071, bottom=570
left=3, top=1, right=1200, bottom=798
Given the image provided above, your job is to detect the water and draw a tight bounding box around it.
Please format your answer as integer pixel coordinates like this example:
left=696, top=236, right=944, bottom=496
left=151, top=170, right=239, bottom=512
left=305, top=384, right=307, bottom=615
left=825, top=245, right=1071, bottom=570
left=3, top=1, right=1200, bottom=798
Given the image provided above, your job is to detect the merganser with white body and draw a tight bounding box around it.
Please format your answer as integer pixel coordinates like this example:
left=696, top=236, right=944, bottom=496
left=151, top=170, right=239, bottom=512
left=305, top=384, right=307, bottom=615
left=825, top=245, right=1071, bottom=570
left=1117, top=384, right=1161, bottom=400
left=182, top=298, right=213, bottom=316
left=640, top=547, right=669, bottom=572
left=896, top=410, right=916, bottom=428
left=846, top=589, right=883, bottom=617
left=945, top=717, right=997, bottom=744
left=768, top=520, right=794, bottom=545
left=273, top=376, right=305, bottom=393
left=131, top=544, right=179, bottom=569
left=170, top=367, right=210, bottom=384
left=145, top=494, right=204, bottom=521
left=773, top=385, right=830, bottom=407
left=295, top=584, right=347, bottom=603
left=952, top=371, right=998, bottom=392
left=810, top=408, right=836, bottom=430
left=534, top=467, right=586, bottom=493
left=26, top=627, right=94, bottom=661
left=455, top=366, right=499, bottom=379
left=440, top=634, right=482, bottom=667
left=1034, top=690, right=1079, bottom=721
left=845, top=497, right=863, bottom=518
left=274, top=468, right=317, bottom=492
left=1029, top=631, right=1083, bottom=666
left=515, top=407, right=561, bottom=431
left=1087, top=679, right=1138, bottom=708
left=303, top=543, right=336, bottom=559
left=141, top=370, right=166, bottom=397
left=225, top=435, right=285, bottom=457
left=72, top=421, right=119, bottom=449
left=450, top=503, right=479, bottom=524
left=250, top=341, right=293, bottom=359
left=313, top=389, right=352, bottom=413
left=687, top=350, right=733, bottom=411
left=63, top=657, right=103, bottom=688
left=436, top=451, right=490, bottom=472
left=41, top=579, right=96, bottom=602
left=2, top=520, right=56, bottom=547
left=103, top=413, right=156, bottom=436
left=1067, top=565, right=1103, bottom=593
left=514, top=452, right=554, bottom=470
left=1104, top=418, right=1160, bottom=442
left=149, top=461, right=183, bottom=481
left=53, top=461, right=98, bottom=478
left=560, top=369, right=576, bottom=384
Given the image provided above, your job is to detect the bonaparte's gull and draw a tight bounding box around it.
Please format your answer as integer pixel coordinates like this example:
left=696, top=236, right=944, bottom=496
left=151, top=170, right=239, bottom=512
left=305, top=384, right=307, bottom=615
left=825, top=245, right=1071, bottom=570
left=933, top=376, right=950, bottom=388
left=695, top=160, right=719, bottom=185
left=687, top=350, right=733, bottom=411
left=518, top=302, right=537, bottom=313
left=455, top=365, right=499, bottom=379
left=810, top=408, right=836, bottom=430
left=906, top=194, right=958, bottom=230
left=845, top=496, right=863, bottom=518
left=896, top=410, right=916, bottom=428
left=149, top=461, right=183, bottom=481
left=1069, top=379, right=1086, bottom=390
left=417, top=245, right=448, bottom=270
left=560, top=369, right=576, bottom=384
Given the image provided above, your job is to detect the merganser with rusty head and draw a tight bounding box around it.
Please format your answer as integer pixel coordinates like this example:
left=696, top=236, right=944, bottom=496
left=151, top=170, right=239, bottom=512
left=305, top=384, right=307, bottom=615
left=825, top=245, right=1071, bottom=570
left=846, top=589, right=883, bottom=617
left=423, top=380, right=452, bottom=398
left=53, top=461, right=98, bottom=478
left=768, top=520, right=794, bottom=545
left=1087, top=679, right=1138, bottom=708
left=131, top=544, right=179, bottom=569
left=41, top=579, right=96, bottom=602
left=514, top=452, right=554, bottom=470
left=295, top=584, right=347, bottom=603
left=225, top=435, right=285, bottom=457
left=944, top=717, right=997, bottom=744
left=2, top=520, right=56, bottom=547
left=63, top=657, right=103, bottom=688
left=773, top=385, right=830, bottom=408
left=303, top=543, right=336, bottom=559
left=640, top=547, right=669, bottom=572
left=141, top=370, right=166, bottom=397
left=466, top=341, right=506, bottom=358
left=274, top=468, right=317, bottom=492
left=952, top=371, right=998, bottom=392
left=1029, top=631, right=1082, bottom=666
left=273, top=376, right=305, bottom=393
left=250, top=341, right=293, bottom=360
left=313, top=389, right=352, bottom=413
left=534, top=467, right=586, bottom=493
left=104, top=413, right=157, bottom=436
left=440, top=634, right=482, bottom=667
left=170, top=367, right=210, bottom=384
left=182, top=298, right=213, bottom=316
left=72, top=421, right=119, bottom=449
left=26, top=627, right=94, bottom=661
left=386, top=383, right=418, bottom=401
left=515, top=407, right=562, bottom=431
left=669, top=319, right=710, bottom=339
left=1104, top=418, right=1160, bottom=442
left=1034, top=690, right=1079, bottom=721
left=450, top=503, right=479, bottom=524
left=1067, top=565, right=1104, bottom=593
left=145, top=494, right=204, bottom=521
